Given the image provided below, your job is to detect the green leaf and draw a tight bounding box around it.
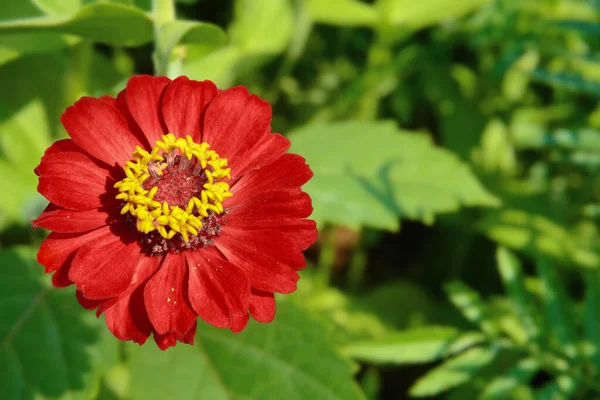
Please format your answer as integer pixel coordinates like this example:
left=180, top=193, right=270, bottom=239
left=409, top=346, right=496, bottom=397
left=288, top=121, right=500, bottom=231
left=230, top=0, right=294, bottom=55
left=534, top=375, right=578, bottom=400
left=0, top=247, right=118, bottom=400
left=530, top=69, right=600, bottom=97
left=377, top=0, right=489, bottom=31
left=584, top=270, right=600, bottom=370
left=0, top=53, right=66, bottom=225
left=341, top=327, right=486, bottom=365
left=33, top=0, right=81, bottom=16
left=480, top=358, right=540, bottom=400
left=0, top=3, right=154, bottom=47
left=535, top=258, right=578, bottom=355
left=307, top=0, right=378, bottom=27
left=182, top=45, right=243, bottom=88
left=496, top=247, right=539, bottom=339
left=445, top=281, right=499, bottom=337
left=480, top=209, right=600, bottom=268
left=154, top=19, right=227, bottom=77
left=128, top=302, right=366, bottom=400
left=0, top=33, right=77, bottom=67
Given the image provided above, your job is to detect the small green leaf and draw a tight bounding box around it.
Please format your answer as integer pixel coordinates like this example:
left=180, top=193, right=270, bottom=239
left=288, top=122, right=500, bottom=231
left=480, top=209, right=600, bottom=268
left=536, top=258, right=578, bottom=355
left=530, top=69, right=600, bottom=97
left=409, top=346, right=496, bottom=397
left=33, top=0, right=81, bottom=16
left=154, top=19, right=227, bottom=76
left=341, top=327, right=486, bottom=365
left=229, top=0, right=294, bottom=55
left=480, top=358, right=540, bottom=400
left=129, top=302, right=366, bottom=400
left=445, top=282, right=499, bottom=337
left=0, top=3, right=154, bottom=47
left=496, top=247, right=539, bottom=338
left=377, top=0, right=489, bottom=30
left=307, top=0, right=378, bottom=27
left=534, top=375, right=579, bottom=400
left=0, top=247, right=118, bottom=400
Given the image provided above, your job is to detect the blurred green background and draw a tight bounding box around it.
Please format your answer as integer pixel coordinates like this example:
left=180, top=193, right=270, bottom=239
left=4, top=0, right=600, bottom=399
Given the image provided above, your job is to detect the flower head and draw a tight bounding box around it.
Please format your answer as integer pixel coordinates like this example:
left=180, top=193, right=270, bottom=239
left=33, top=75, right=317, bottom=350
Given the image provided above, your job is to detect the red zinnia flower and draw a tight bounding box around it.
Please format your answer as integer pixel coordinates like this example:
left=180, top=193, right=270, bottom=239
left=33, top=75, right=317, bottom=350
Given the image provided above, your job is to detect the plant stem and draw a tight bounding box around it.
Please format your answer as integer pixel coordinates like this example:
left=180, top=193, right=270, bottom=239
left=152, top=0, right=177, bottom=76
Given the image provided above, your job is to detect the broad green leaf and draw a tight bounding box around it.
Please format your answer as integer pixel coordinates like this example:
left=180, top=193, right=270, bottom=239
left=480, top=209, right=600, bottom=268
left=0, top=3, right=154, bottom=47
left=33, top=0, right=81, bottom=16
left=536, top=258, right=578, bottom=355
left=307, top=0, right=378, bottom=27
left=409, top=346, right=496, bottom=397
left=341, top=327, right=486, bottom=365
left=128, top=302, right=366, bottom=400
left=0, top=33, right=78, bottom=67
left=496, top=247, right=539, bottom=338
left=480, top=358, right=540, bottom=400
left=0, top=247, right=118, bottom=400
left=230, top=0, right=294, bottom=56
left=0, top=54, right=65, bottom=225
left=445, top=282, right=499, bottom=337
left=182, top=45, right=243, bottom=88
left=377, top=0, right=489, bottom=30
left=288, top=122, right=499, bottom=231
left=154, top=19, right=227, bottom=78
left=0, top=1, right=44, bottom=21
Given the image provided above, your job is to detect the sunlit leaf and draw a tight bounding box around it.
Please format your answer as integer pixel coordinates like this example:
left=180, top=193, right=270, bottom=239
left=0, top=3, right=154, bottom=47
left=480, top=209, right=600, bottom=268
left=128, top=302, right=366, bottom=400
left=0, top=247, right=118, bottom=400
left=341, top=327, right=486, bottom=365
left=377, top=0, right=489, bottom=30
left=307, top=0, right=378, bottom=27
left=289, top=121, right=500, bottom=231
left=496, top=247, right=539, bottom=338
left=530, top=69, right=600, bottom=97
left=444, top=281, right=499, bottom=337
left=409, top=346, right=496, bottom=397
left=33, top=0, right=81, bottom=16
left=229, top=0, right=294, bottom=55
left=480, top=358, right=540, bottom=400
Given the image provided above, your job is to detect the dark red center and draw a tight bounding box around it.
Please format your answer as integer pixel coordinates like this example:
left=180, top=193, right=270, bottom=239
left=142, top=155, right=206, bottom=209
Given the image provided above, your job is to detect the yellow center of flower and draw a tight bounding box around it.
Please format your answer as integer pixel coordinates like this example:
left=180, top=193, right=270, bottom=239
left=114, top=134, right=232, bottom=242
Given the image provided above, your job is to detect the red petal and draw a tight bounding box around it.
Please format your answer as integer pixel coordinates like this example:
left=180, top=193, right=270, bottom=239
left=144, top=253, right=196, bottom=335
left=249, top=289, right=276, bottom=323
left=32, top=206, right=112, bottom=233
left=230, top=132, right=291, bottom=179
left=51, top=265, right=73, bottom=288
left=69, top=224, right=142, bottom=299
left=76, top=290, right=105, bottom=310
left=37, top=152, right=112, bottom=210
left=153, top=321, right=197, bottom=350
left=185, top=247, right=251, bottom=330
left=125, top=75, right=170, bottom=146
left=226, top=189, right=317, bottom=250
left=61, top=97, right=144, bottom=167
left=230, top=313, right=249, bottom=332
left=38, top=228, right=109, bottom=273
left=214, top=227, right=303, bottom=293
left=98, top=95, right=116, bottom=106
left=202, top=86, right=271, bottom=174
left=162, top=77, right=218, bottom=141
left=114, top=89, right=151, bottom=149
left=231, top=154, right=313, bottom=200
left=35, top=139, right=86, bottom=176
left=105, top=285, right=152, bottom=345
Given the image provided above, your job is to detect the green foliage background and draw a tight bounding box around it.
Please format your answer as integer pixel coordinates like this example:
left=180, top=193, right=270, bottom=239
left=2, top=0, right=600, bottom=398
